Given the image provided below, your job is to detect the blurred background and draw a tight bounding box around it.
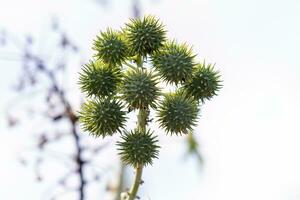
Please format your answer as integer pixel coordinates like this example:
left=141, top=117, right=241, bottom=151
left=1, top=0, right=300, bottom=199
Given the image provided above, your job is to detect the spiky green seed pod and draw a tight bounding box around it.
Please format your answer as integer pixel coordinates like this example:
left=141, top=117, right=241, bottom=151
left=183, top=62, right=222, bottom=102
left=93, top=28, right=128, bottom=66
left=151, top=41, right=196, bottom=85
left=124, top=15, right=166, bottom=56
left=79, top=60, right=122, bottom=97
left=79, top=98, right=127, bottom=137
left=117, top=129, right=160, bottom=167
left=157, top=92, right=199, bottom=135
left=120, top=69, right=160, bottom=109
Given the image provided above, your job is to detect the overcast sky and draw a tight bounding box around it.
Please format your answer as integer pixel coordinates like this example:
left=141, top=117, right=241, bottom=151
left=1, top=0, right=300, bottom=199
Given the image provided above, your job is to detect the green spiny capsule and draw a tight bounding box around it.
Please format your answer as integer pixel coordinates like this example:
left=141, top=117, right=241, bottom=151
left=151, top=40, right=196, bottom=85
left=79, top=98, right=127, bottom=138
left=117, top=129, right=160, bottom=167
left=157, top=92, right=199, bottom=135
left=120, top=68, right=160, bottom=109
left=183, top=62, right=222, bottom=102
left=124, top=15, right=166, bottom=56
left=93, top=28, right=128, bottom=66
left=79, top=60, right=122, bottom=97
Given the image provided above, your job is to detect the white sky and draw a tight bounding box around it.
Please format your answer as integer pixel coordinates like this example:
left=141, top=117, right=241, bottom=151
left=1, top=0, right=300, bottom=199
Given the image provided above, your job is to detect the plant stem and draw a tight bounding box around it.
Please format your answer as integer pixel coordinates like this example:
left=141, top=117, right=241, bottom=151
left=137, top=108, right=148, bottom=133
left=136, top=55, right=143, bottom=68
left=121, top=55, right=147, bottom=200
left=128, top=164, right=143, bottom=200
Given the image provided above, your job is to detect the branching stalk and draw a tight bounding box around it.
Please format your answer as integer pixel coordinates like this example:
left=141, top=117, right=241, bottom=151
left=122, top=56, right=148, bottom=200
left=78, top=14, right=222, bottom=200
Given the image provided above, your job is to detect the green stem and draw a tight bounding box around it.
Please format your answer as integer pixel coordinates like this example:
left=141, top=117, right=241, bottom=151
left=187, top=133, right=204, bottom=166
left=136, top=55, right=143, bottom=68
left=127, top=164, right=143, bottom=200
left=121, top=55, right=147, bottom=200
left=137, top=108, right=147, bottom=133
left=125, top=109, right=147, bottom=200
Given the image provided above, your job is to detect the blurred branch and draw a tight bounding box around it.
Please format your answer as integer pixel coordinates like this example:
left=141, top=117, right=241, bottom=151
left=2, top=21, right=92, bottom=200
left=112, top=163, right=126, bottom=200
left=186, top=133, right=204, bottom=167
